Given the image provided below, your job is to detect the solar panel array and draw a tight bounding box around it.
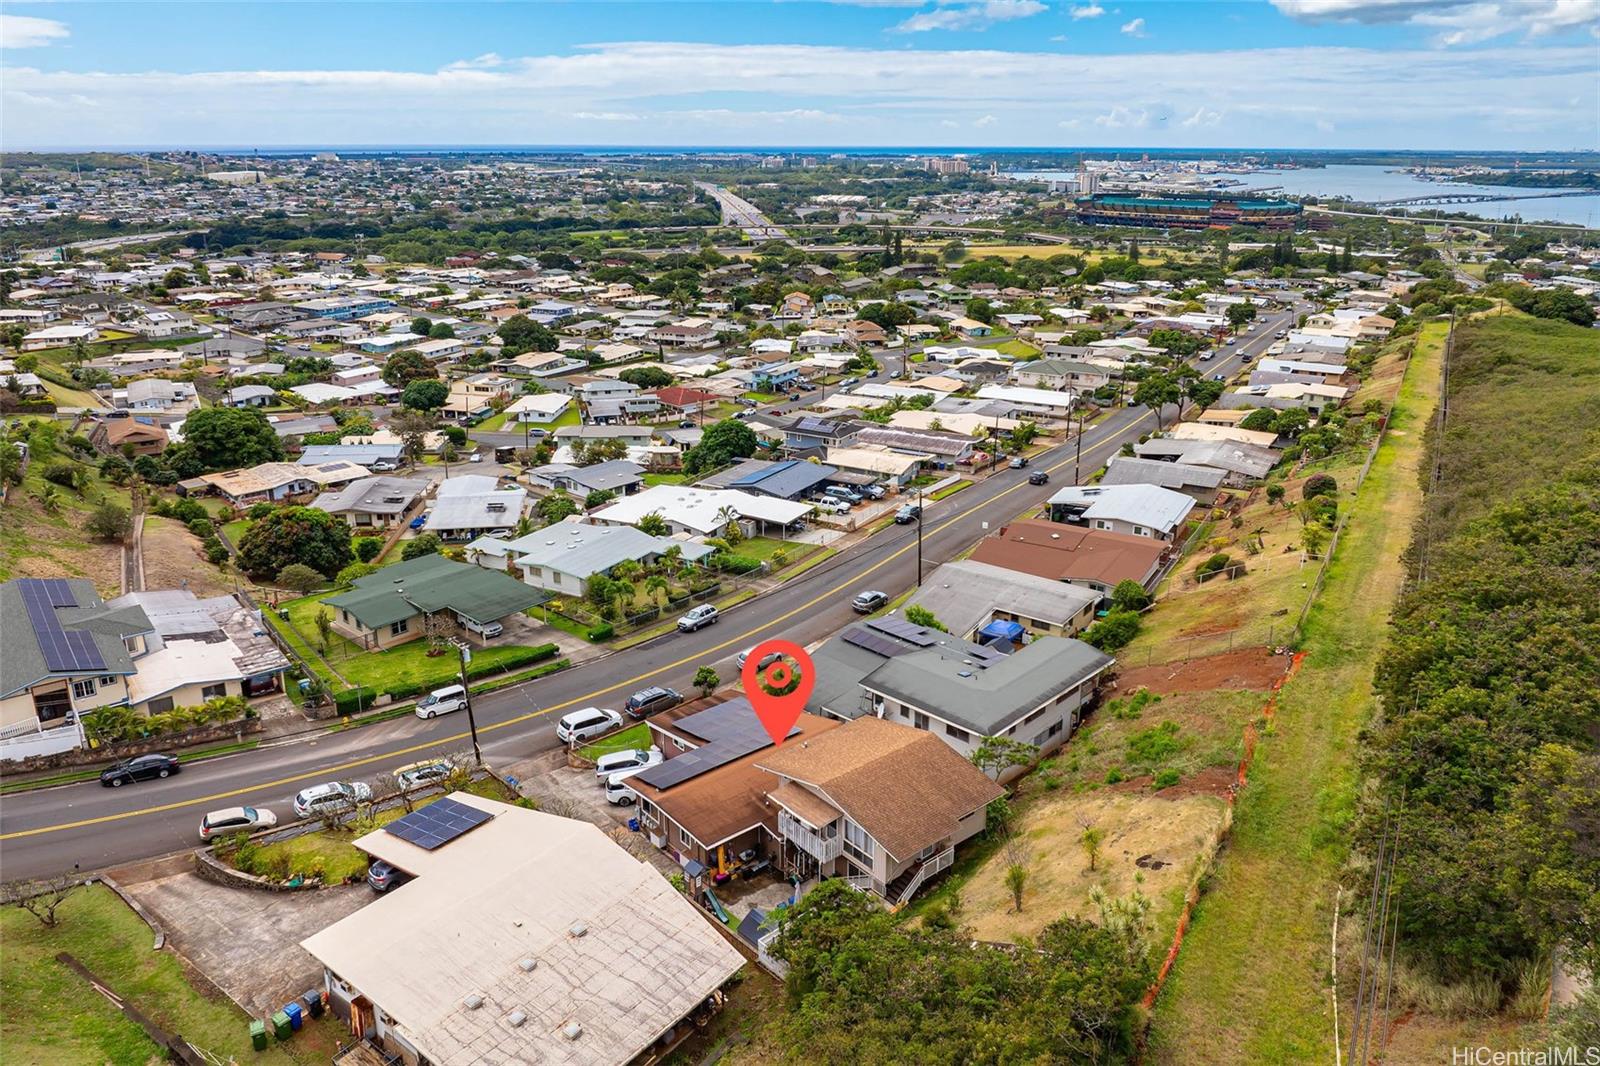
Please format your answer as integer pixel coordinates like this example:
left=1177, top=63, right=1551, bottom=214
left=635, top=699, right=800, bottom=791
left=383, top=796, right=493, bottom=850
left=865, top=616, right=938, bottom=647
left=842, top=627, right=915, bottom=659
left=20, top=579, right=107, bottom=674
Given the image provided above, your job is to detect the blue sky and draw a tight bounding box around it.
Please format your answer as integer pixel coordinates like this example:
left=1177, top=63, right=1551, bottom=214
left=3, top=1, right=1597, bottom=150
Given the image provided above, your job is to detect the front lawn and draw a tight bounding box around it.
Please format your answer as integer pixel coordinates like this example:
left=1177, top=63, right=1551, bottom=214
left=993, top=338, right=1040, bottom=358
left=734, top=536, right=820, bottom=565
left=643, top=472, right=690, bottom=487
left=268, top=593, right=550, bottom=695
left=0, top=885, right=339, bottom=1064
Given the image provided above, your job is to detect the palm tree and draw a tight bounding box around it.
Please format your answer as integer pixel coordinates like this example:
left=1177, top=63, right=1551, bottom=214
left=512, top=515, right=535, bottom=539
left=610, top=580, right=636, bottom=618
left=612, top=559, right=642, bottom=583
left=644, top=574, right=670, bottom=605
left=714, top=505, right=740, bottom=541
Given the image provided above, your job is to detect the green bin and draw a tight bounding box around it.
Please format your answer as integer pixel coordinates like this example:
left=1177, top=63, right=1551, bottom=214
left=250, top=1019, right=267, bottom=1051
left=271, top=1010, right=292, bottom=1042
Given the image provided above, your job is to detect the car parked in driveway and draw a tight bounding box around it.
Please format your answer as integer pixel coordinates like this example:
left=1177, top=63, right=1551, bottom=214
left=594, top=747, right=664, bottom=782
left=199, top=806, right=277, bottom=841
left=100, top=753, right=180, bottom=787
left=852, top=589, right=889, bottom=613
left=556, top=707, right=623, bottom=744
left=677, top=604, right=719, bottom=632
left=625, top=686, right=683, bottom=720
left=367, top=859, right=410, bottom=893
left=292, top=781, right=373, bottom=820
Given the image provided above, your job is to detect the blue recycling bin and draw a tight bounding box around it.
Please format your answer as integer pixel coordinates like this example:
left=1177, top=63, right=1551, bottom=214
left=283, top=1002, right=303, bottom=1031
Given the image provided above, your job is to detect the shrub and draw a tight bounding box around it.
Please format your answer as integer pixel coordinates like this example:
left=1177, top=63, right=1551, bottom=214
left=336, top=562, right=377, bottom=587
left=1266, top=483, right=1286, bottom=505
left=247, top=502, right=276, bottom=520
left=332, top=687, right=376, bottom=716
left=1109, top=579, right=1150, bottom=613
left=1105, top=767, right=1124, bottom=784
left=41, top=461, right=82, bottom=490
left=168, top=497, right=210, bottom=525
left=1303, top=473, right=1338, bottom=500
left=1153, top=769, right=1180, bottom=789
left=203, top=537, right=229, bottom=564
left=276, top=563, right=324, bottom=594
left=1195, top=552, right=1232, bottom=580
left=587, top=622, right=614, bottom=641
left=186, top=517, right=215, bottom=538
left=86, top=502, right=132, bottom=541
left=1082, top=609, right=1140, bottom=652
left=1126, top=721, right=1182, bottom=769
left=401, top=533, right=442, bottom=561
left=354, top=536, right=382, bottom=562
left=443, top=425, right=468, bottom=445
left=708, top=552, right=761, bottom=575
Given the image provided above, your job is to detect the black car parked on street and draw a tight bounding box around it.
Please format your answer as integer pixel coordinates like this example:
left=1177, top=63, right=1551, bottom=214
left=100, top=753, right=181, bottom=787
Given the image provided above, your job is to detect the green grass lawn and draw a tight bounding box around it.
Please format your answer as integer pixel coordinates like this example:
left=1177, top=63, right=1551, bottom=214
left=643, top=472, right=690, bottom=487
left=220, top=518, right=250, bottom=546
left=268, top=593, right=547, bottom=694
left=927, top=480, right=972, bottom=502
left=1146, top=321, right=1445, bottom=1065
left=1, top=885, right=340, bottom=1065
left=735, top=536, right=819, bottom=565
left=992, top=338, right=1040, bottom=358
left=578, top=723, right=652, bottom=760
left=741, top=391, right=782, bottom=403
left=472, top=411, right=512, bottom=432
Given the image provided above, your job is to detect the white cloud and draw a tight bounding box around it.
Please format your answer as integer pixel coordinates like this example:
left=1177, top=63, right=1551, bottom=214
left=1069, top=3, right=1106, bottom=17
left=1050, top=33, right=1069, bottom=41
left=0, top=14, right=69, bottom=49
left=1316, top=118, right=1337, bottom=131
left=571, top=111, right=639, bottom=121
left=1094, top=105, right=1149, bottom=128
left=973, top=113, right=997, bottom=126
left=443, top=53, right=507, bottom=71
left=1269, top=0, right=1600, bottom=44
left=1120, top=17, right=1147, bottom=35
left=1180, top=106, right=1222, bottom=127
left=893, top=0, right=1047, bottom=32
left=939, top=118, right=960, bottom=127
left=1, top=39, right=1593, bottom=150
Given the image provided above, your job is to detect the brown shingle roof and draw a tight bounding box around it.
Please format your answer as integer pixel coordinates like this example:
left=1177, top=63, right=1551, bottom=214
left=969, top=519, right=1167, bottom=588
left=630, top=712, right=843, bottom=850
left=756, top=718, right=1004, bottom=861
left=767, top=781, right=841, bottom=828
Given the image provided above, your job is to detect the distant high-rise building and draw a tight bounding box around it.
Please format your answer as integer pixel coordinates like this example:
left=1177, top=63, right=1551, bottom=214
left=1077, top=165, right=1099, bottom=196
left=926, top=157, right=971, bottom=175
left=760, top=155, right=786, bottom=169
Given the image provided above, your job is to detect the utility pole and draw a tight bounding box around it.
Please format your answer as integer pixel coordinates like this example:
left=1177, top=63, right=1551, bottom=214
left=1073, top=407, right=1084, bottom=486
left=915, top=484, right=924, bottom=586
left=455, top=639, right=483, bottom=765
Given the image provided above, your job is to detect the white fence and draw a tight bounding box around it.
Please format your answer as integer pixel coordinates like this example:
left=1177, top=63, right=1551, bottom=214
left=0, top=718, right=86, bottom=762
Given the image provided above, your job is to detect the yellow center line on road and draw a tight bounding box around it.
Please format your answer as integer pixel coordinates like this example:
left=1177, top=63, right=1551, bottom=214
left=1, top=419, right=1128, bottom=841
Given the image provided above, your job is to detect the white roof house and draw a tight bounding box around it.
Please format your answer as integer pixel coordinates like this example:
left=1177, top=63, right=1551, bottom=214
left=974, top=384, right=1079, bottom=417
left=424, top=475, right=528, bottom=541
left=504, top=392, right=573, bottom=423
left=589, top=485, right=813, bottom=538
left=468, top=522, right=714, bottom=592
left=1047, top=483, right=1196, bottom=540
left=300, top=794, right=744, bottom=1066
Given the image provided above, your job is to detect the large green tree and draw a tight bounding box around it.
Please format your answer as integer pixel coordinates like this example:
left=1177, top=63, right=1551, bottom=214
left=175, top=407, right=283, bottom=471
left=381, top=348, right=436, bottom=388
left=236, top=506, right=353, bottom=580
left=618, top=365, right=674, bottom=390
left=497, top=314, right=558, bottom=355
left=402, top=378, right=448, bottom=411
left=683, top=418, right=758, bottom=475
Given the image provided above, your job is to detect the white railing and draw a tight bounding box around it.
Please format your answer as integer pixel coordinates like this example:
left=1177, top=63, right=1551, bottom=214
left=779, top=811, right=842, bottom=862
left=0, top=718, right=85, bottom=762
left=840, top=873, right=875, bottom=894
left=894, top=846, right=954, bottom=907
left=756, top=926, right=789, bottom=977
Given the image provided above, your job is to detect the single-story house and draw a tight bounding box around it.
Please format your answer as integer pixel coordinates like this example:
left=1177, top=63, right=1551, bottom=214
left=589, top=485, right=813, bottom=538
left=969, top=519, right=1170, bottom=596
left=321, top=554, right=544, bottom=649
left=503, top=392, right=573, bottom=424
left=696, top=458, right=838, bottom=501
left=1047, top=484, right=1195, bottom=541
left=1098, top=456, right=1226, bottom=506
left=89, top=414, right=168, bottom=456
left=310, top=476, right=430, bottom=530
left=469, top=521, right=713, bottom=595
left=527, top=459, right=645, bottom=498
left=902, top=559, right=1101, bottom=641
left=299, top=793, right=744, bottom=1066
left=423, top=475, right=528, bottom=542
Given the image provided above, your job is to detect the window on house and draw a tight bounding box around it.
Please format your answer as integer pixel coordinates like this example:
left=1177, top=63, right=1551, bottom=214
left=389, top=619, right=409, bottom=637
left=843, top=820, right=875, bottom=865
left=147, top=696, right=175, bottom=714
left=99, top=675, right=118, bottom=687
left=201, top=683, right=227, bottom=701
left=914, top=712, right=929, bottom=731
left=945, top=724, right=970, bottom=742
left=1133, top=526, right=1148, bottom=537
left=71, top=678, right=97, bottom=700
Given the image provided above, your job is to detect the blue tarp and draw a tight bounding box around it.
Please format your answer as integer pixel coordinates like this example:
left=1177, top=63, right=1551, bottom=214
left=978, top=619, right=1025, bottom=645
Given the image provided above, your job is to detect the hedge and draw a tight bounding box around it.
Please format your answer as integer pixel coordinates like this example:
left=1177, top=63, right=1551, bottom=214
left=333, top=687, right=377, bottom=716
left=587, top=622, right=615, bottom=641
left=380, top=643, right=559, bottom=700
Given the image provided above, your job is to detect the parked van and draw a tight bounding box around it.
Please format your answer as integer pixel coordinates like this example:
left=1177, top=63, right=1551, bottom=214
left=814, top=498, right=850, bottom=515
left=414, top=684, right=467, bottom=720
left=556, top=706, right=623, bottom=743
left=824, top=485, right=861, bottom=504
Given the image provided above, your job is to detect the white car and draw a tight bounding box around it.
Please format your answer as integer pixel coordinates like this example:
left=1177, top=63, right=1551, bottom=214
left=292, top=781, right=374, bottom=820
left=556, top=707, right=623, bottom=744
left=604, top=768, right=648, bottom=806
left=415, top=684, right=467, bottom=720
left=594, top=747, right=664, bottom=782
left=677, top=604, right=719, bottom=632
left=736, top=646, right=783, bottom=671
left=199, top=805, right=278, bottom=841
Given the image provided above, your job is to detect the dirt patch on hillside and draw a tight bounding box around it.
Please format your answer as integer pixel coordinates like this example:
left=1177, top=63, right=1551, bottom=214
left=141, top=516, right=235, bottom=597
left=1108, top=765, right=1239, bottom=801
left=957, top=791, right=1230, bottom=946
left=1113, top=647, right=1291, bottom=695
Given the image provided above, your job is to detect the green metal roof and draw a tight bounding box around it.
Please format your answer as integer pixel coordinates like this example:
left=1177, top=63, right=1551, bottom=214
left=323, top=555, right=546, bottom=630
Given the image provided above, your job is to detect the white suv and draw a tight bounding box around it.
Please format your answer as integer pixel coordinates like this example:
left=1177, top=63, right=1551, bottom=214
left=293, top=781, right=373, bottom=820
left=677, top=604, right=719, bottom=632
left=605, top=768, right=648, bottom=806
left=556, top=707, right=623, bottom=744
left=594, top=747, right=664, bottom=782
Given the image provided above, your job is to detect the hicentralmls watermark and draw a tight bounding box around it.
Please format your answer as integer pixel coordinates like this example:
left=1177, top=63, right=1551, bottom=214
left=1451, top=1048, right=1600, bottom=1066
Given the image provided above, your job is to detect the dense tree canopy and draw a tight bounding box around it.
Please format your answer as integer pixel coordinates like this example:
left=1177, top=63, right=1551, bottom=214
left=683, top=418, right=759, bottom=475
left=401, top=378, right=448, bottom=411
left=173, top=406, right=283, bottom=472
left=237, top=506, right=353, bottom=580
left=497, top=314, right=558, bottom=355
left=618, top=365, right=674, bottom=389
left=381, top=348, right=436, bottom=388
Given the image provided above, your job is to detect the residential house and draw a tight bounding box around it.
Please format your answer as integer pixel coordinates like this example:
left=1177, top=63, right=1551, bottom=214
left=1012, top=358, right=1111, bottom=391
left=651, top=386, right=721, bottom=417
left=902, top=559, right=1100, bottom=641
left=194, top=461, right=368, bottom=506
left=310, top=476, right=429, bottom=531
left=300, top=793, right=743, bottom=1066
left=224, top=384, right=278, bottom=408
left=845, top=320, right=888, bottom=347
left=781, top=416, right=862, bottom=454
left=696, top=458, right=838, bottom=501
left=649, top=322, right=718, bottom=349
left=113, top=379, right=199, bottom=414
left=950, top=317, right=993, bottom=339
left=321, top=554, right=543, bottom=649
left=969, top=518, right=1170, bottom=596
left=469, top=522, right=713, bottom=596
left=527, top=459, right=645, bottom=498
left=503, top=392, right=573, bottom=424
left=21, top=324, right=99, bottom=351
left=105, top=589, right=289, bottom=713
left=89, top=414, right=168, bottom=456
left=296, top=443, right=405, bottom=470
left=973, top=384, right=1078, bottom=420
left=423, top=475, right=528, bottom=542
left=589, top=485, right=812, bottom=539
left=823, top=446, right=925, bottom=489
left=442, top=374, right=513, bottom=422
left=1047, top=484, right=1195, bottom=541
left=852, top=425, right=976, bottom=467
left=1132, top=437, right=1278, bottom=486
left=1099, top=456, right=1226, bottom=506
left=757, top=716, right=1005, bottom=902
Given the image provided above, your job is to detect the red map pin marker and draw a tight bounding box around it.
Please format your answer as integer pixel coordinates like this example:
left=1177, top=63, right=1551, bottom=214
left=740, top=639, right=814, bottom=748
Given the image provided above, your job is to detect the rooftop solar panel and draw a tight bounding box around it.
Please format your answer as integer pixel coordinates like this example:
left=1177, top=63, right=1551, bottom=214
left=19, top=579, right=106, bottom=674
left=636, top=701, right=801, bottom=791
left=382, top=796, right=493, bottom=851
left=842, top=628, right=914, bottom=659
left=865, top=616, right=939, bottom=647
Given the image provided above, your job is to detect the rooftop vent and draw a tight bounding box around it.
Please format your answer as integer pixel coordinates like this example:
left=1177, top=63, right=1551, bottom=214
left=507, top=1010, right=527, bottom=1028
left=958, top=670, right=974, bottom=678
left=518, top=957, right=538, bottom=973
left=568, top=921, right=588, bottom=938
left=462, top=994, right=484, bottom=1011
left=563, top=1022, right=583, bottom=1041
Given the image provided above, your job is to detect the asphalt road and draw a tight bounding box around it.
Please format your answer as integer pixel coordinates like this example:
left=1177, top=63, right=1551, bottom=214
left=0, top=309, right=1294, bottom=879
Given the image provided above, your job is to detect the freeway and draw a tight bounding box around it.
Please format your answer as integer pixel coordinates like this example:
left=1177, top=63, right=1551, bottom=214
left=695, top=181, right=792, bottom=242
left=0, top=309, right=1294, bottom=879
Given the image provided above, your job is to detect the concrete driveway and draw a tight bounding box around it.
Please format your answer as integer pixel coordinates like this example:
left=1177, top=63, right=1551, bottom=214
left=111, top=855, right=373, bottom=1017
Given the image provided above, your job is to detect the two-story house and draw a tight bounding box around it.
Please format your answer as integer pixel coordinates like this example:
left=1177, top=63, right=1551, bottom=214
left=440, top=374, right=513, bottom=421
left=756, top=717, right=1004, bottom=905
